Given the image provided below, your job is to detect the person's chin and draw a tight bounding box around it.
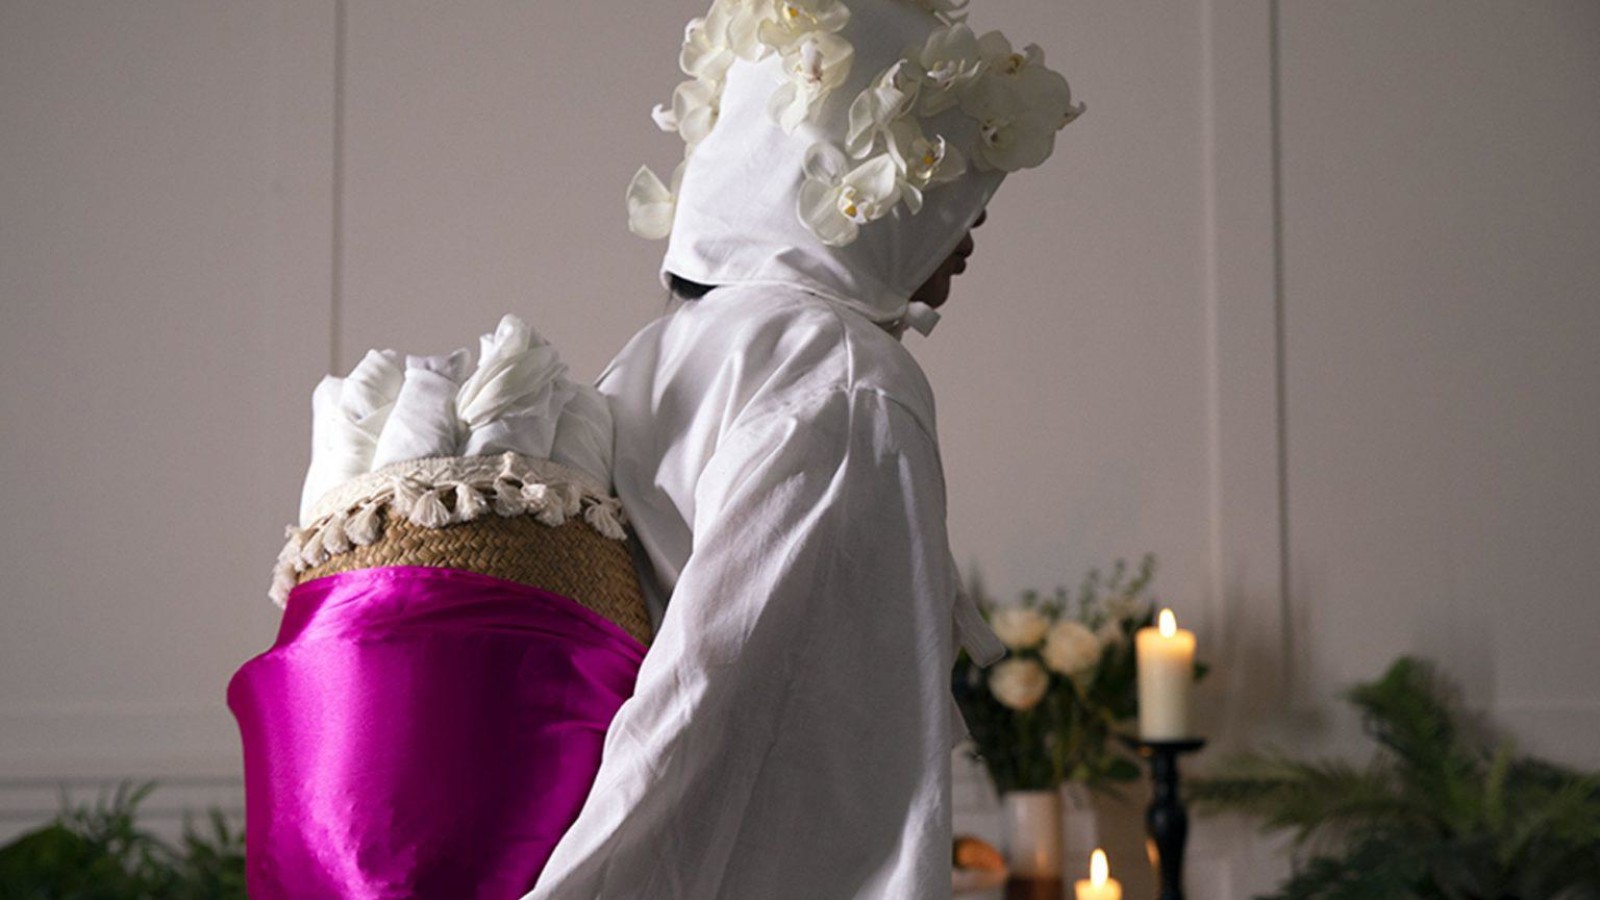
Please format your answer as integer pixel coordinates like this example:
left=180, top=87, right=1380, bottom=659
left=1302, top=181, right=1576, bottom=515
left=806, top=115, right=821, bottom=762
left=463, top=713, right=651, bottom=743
left=917, top=281, right=953, bottom=310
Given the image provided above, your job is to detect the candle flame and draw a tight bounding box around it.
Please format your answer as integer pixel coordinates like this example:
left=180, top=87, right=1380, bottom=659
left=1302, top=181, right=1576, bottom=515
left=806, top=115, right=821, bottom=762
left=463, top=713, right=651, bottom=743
left=1091, top=848, right=1109, bottom=885
left=1158, top=608, right=1177, bottom=637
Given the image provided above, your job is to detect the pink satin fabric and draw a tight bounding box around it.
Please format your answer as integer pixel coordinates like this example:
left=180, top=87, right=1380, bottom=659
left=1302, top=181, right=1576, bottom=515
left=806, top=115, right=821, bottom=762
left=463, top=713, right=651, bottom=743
left=227, top=566, right=644, bottom=899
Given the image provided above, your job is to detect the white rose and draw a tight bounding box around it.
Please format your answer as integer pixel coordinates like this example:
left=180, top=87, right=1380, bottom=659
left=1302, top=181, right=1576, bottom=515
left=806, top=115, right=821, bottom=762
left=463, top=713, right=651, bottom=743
left=989, top=658, right=1049, bottom=711
left=989, top=606, right=1049, bottom=649
left=1043, top=620, right=1102, bottom=676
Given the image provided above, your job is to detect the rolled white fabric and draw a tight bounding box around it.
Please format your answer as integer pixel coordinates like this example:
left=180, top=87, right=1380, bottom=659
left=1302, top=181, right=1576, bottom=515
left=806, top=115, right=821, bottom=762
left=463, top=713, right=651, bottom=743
left=902, top=301, right=942, bottom=337
left=457, top=315, right=573, bottom=460
left=297, top=348, right=403, bottom=525
left=370, top=349, right=471, bottom=470
left=549, top=381, right=614, bottom=487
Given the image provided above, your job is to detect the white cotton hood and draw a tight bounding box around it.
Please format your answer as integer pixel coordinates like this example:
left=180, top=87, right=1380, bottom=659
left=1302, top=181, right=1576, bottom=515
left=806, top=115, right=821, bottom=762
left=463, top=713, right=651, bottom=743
left=659, top=1, right=1006, bottom=331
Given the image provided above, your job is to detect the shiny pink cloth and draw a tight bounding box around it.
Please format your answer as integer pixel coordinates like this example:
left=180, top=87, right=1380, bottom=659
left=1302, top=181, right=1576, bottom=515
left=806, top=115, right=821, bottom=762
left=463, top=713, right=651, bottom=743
left=227, top=566, right=644, bottom=899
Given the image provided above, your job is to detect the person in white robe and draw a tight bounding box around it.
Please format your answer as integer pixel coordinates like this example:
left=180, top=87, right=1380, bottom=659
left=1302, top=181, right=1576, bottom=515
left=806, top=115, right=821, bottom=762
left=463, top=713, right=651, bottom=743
left=529, top=1, right=1083, bottom=897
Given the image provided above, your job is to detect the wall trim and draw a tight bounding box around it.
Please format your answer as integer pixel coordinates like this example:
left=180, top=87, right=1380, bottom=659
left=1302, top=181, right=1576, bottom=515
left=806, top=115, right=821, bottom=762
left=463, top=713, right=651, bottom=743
left=1201, top=0, right=1288, bottom=743
left=0, top=704, right=241, bottom=780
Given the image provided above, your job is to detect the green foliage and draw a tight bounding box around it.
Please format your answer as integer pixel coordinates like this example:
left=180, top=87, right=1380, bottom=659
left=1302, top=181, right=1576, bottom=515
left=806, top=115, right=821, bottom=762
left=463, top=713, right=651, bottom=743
left=0, top=781, right=246, bottom=899
left=955, top=554, right=1199, bottom=794
left=1190, top=657, right=1600, bottom=900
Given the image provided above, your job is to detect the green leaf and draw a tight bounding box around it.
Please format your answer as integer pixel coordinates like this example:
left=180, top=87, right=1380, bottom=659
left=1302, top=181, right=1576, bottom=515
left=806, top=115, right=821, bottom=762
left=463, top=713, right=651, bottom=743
left=1104, top=757, right=1143, bottom=783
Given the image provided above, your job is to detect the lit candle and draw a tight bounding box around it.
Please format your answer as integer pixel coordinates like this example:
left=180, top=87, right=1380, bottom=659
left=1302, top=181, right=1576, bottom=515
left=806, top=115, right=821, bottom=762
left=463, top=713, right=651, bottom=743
left=1136, top=608, right=1196, bottom=740
left=1074, top=848, right=1122, bottom=900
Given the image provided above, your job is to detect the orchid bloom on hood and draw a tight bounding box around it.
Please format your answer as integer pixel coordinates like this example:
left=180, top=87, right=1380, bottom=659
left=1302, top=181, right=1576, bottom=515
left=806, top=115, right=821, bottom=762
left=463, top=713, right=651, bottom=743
left=797, top=143, right=903, bottom=246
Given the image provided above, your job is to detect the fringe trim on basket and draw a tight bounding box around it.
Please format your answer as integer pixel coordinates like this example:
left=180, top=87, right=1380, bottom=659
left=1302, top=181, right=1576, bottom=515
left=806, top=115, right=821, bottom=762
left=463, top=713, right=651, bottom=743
left=270, top=452, right=628, bottom=607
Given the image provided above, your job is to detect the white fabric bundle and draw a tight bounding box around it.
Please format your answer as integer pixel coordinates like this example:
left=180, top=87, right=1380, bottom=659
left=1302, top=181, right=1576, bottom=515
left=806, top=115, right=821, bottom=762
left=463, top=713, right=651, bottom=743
left=457, top=315, right=576, bottom=460
left=297, top=315, right=614, bottom=525
left=297, top=349, right=404, bottom=525
left=370, top=349, right=471, bottom=471
left=549, top=384, right=614, bottom=488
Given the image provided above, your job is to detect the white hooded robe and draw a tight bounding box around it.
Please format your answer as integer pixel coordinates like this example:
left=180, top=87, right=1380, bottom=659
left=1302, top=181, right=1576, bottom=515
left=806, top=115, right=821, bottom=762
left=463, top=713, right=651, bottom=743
left=528, top=3, right=1021, bottom=896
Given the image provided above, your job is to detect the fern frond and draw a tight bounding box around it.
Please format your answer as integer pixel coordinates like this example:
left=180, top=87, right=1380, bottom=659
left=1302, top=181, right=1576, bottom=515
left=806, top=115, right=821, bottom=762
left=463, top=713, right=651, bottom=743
left=1503, top=768, right=1600, bottom=863
left=1191, top=753, right=1421, bottom=845
left=1346, top=657, right=1469, bottom=773
left=1197, top=658, right=1600, bottom=899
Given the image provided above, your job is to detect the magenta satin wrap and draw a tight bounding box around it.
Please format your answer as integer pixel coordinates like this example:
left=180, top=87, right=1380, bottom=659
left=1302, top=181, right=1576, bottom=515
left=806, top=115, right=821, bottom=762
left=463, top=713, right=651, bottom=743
left=227, top=566, right=644, bottom=899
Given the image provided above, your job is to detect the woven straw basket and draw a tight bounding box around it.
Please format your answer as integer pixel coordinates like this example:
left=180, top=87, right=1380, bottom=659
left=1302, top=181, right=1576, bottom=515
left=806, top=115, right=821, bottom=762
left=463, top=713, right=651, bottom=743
left=274, top=453, right=652, bottom=646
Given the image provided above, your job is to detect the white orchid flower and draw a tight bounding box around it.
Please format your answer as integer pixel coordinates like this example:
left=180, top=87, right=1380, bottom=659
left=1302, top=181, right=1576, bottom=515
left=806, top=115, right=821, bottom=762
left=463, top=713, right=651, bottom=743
left=797, top=142, right=903, bottom=246
left=679, top=14, right=735, bottom=83
left=652, top=78, right=721, bottom=146
left=679, top=0, right=780, bottom=82
left=975, top=29, right=1046, bottom=77
left=720, top=0, right=780, bottom=61
left=757, top=0, right=850, bottom=53
left=960, top=44, right=1081, bottom=172
left=767, top=32, right=854, bottom=133
left=966, top=112, right=1053, bottom=172
left=961, top=84, right=1053, bottom=171
left=625, top=160, right=686, bottom=240
left=971, top=30, right=1086, bottom=131
left=845, top=59, right=923, bottom=158
left=914, top=23, right=986, bottom=116
left=906, top=0, right=969, bottom=23
left=884, top=118, right=965, bottom=213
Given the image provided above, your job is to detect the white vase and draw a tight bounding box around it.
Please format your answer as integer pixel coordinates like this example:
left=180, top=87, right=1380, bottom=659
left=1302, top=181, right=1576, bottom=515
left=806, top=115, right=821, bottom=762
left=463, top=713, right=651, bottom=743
left=1001, top=789, right=1064, bottom=880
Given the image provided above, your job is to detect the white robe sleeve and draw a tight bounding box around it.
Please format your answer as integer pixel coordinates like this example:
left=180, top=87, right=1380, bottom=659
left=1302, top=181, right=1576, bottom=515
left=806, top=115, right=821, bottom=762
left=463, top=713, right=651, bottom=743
left=527, top=387, right=959, bottom=900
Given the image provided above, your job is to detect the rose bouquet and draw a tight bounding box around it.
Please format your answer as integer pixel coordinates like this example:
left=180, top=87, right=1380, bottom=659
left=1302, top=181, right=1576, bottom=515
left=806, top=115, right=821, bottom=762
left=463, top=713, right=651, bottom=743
left=953, top=555, right=1165, bottom=794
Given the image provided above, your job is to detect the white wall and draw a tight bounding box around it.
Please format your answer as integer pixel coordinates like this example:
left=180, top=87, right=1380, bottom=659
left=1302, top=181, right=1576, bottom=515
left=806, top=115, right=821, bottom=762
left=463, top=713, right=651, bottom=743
left=2, top=1, right=1596, bottom=894
left=1, top=0, right=333, bottom=831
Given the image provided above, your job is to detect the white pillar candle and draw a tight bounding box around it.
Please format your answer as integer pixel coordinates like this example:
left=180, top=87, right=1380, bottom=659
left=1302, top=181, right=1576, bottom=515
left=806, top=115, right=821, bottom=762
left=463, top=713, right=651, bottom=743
left=1136, top=609, right=1196, bottom=740
left=1075, top=848, right=1122, bottom=900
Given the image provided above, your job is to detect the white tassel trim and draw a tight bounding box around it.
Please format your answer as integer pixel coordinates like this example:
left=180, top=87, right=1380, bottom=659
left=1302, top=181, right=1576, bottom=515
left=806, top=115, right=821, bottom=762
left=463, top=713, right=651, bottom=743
left=408, top=488, right=451, bottom=529
left=268, top=452, right=628, bottom=607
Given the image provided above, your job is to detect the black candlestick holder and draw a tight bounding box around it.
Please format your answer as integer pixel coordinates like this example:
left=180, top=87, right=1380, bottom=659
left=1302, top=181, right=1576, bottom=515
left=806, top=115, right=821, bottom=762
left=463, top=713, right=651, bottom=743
left=1121, top=736, right=1206, bottom=900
